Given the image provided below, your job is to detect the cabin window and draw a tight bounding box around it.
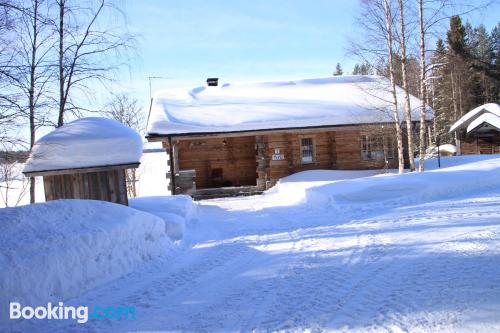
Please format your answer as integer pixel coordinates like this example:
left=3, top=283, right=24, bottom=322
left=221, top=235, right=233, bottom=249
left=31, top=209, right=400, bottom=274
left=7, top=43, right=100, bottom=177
left=362, top=135, right=393, bottom=160
left=301, top=138, right=314, bottom=164
left=385, top=138, right=394, bottom=159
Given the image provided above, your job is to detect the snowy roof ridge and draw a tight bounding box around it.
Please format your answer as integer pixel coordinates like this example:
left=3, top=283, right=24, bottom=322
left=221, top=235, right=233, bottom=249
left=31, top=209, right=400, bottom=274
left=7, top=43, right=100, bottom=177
left=449, top=103, right=500, bottom=133
left=147, top=75, right=430, bottom=136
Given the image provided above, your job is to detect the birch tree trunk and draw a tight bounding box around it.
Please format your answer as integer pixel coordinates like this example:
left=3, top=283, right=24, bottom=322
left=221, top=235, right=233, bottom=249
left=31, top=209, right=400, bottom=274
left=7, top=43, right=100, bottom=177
left=28, top=0, right=39, bottom=203
left=398, top=0, right=416, bottom=171
left=418, top=0, right=427, bottom=172
left=57, top=0, right=64, bottom=127
left=450, top=71, right=459, bottom=145
left=384, top=0, right=405, bottom=174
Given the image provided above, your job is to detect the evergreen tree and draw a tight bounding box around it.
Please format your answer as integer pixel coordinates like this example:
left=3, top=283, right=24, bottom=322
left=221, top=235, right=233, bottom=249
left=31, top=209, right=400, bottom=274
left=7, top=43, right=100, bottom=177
left=430, top=39, right=454, bottom=143
left=352, top=63, right=361, bottom=75
left=333, top=63, right=343, bottom=76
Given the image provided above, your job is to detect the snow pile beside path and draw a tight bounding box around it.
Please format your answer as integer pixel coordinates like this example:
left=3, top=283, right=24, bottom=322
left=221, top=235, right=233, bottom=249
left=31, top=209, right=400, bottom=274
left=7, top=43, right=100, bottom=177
left=0, top=200, right=172, bottom=311
left=130, top=195, right=198, bottom=240
left=419, top=153, right=499, bottom=170
left=305, top=155, right=500, bottom=209
left=268, top=169, right=392, bottom=205
left=24, top=117, right=142, bottom=173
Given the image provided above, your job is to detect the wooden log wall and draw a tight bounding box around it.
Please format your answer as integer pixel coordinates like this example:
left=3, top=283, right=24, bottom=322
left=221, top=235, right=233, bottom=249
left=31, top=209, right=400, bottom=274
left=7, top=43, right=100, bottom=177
left=459, top=131, right=500, bottom=155
left=43, top=169, right=128, bottom=205
left=260, top=127, right=398, bottom=186
left=171, top=125, right=400, bottom=192
left=176, top=136, right=257, bottom=189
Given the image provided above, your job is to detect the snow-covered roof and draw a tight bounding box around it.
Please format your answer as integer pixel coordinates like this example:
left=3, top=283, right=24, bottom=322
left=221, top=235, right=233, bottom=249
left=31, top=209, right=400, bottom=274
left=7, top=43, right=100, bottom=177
left=24, top=117, right=143, bottom=174
left=467, top=112, right=500, bottom=133
left=147, top=75, right=431, bottom=136
left=449, top=103, right=500, bottom=133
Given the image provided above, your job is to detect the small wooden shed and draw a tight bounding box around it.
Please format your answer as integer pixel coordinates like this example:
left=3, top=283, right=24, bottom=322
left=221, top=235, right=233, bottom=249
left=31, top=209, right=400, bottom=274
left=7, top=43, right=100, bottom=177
left=23, top=117, right=143, bottom=205
left=24, top=163, right=139, bottom=205
left=449, top=103, right=500, bottom=155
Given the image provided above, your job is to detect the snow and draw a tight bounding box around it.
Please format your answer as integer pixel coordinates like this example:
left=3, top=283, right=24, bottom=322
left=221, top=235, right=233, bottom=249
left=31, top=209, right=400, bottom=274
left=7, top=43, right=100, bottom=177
left=436, top=143, right=457, bottom=153
left=466, top=112, right=500, bottom=132
left=9, top=154, right=500, bottom=332
left=0, top=199, right=175, bottom=329
left=425, top=144, right=457, bottom=158
left=148, top=75, right=431, bottom=135
left=130, top=195, right=198, bottom=240
left=23, top=117, right=143, bottom=173
left=0, top=163, right=43, bottom=208
left=449, top=103, right=500, bottom=132
left=135, top=145, right=170, bottom=197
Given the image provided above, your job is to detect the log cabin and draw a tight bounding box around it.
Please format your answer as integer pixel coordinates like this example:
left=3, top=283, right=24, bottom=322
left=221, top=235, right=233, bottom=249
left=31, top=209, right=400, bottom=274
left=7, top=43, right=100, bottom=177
left=449, top=103, right=500, bottom=155
left=146, top=76, right=431, bottom=198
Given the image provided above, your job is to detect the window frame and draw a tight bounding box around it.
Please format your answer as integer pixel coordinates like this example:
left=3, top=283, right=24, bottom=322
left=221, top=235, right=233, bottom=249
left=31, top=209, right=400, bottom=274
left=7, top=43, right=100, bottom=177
left=300, top=137, right=315, bottom=165
left=361, top=135, right=394, bottom=161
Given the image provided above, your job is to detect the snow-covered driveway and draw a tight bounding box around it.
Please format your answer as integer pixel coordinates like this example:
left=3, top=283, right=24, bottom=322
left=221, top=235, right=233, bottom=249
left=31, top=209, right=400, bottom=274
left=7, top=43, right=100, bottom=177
left=28, top=162, right=500, bottom=333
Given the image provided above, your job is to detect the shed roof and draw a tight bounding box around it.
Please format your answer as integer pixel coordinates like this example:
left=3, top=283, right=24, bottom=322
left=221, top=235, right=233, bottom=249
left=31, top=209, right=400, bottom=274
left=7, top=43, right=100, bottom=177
left=449, top=103, right=500, bottom=133
left=147, top=75, right=431, bottom=137
left=23, top=117, right=142, bottom=174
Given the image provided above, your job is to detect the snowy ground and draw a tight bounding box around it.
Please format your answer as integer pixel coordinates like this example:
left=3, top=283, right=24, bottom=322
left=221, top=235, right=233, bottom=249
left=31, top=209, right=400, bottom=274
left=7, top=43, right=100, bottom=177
left=5, top=154, right=499, bottom=332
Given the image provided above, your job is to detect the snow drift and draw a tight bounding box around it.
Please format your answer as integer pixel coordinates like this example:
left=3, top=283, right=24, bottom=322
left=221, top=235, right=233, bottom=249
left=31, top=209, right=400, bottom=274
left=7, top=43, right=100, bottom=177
left=130, top=195, right=199, bottom=240
left=23, top=117, right=142, bottom=173
left=300, top=155, right=500, bottom=210
left=0, top=200, right=172, bottom=318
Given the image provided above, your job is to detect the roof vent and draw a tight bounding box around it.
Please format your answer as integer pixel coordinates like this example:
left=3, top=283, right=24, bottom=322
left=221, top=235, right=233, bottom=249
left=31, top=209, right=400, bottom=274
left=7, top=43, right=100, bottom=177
left=206, top=78, right=219, bottom=86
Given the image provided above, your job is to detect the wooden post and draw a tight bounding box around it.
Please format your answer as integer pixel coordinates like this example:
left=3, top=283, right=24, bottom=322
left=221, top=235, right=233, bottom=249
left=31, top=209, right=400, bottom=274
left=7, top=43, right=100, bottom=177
left=168, top=135, right=176, bottom=195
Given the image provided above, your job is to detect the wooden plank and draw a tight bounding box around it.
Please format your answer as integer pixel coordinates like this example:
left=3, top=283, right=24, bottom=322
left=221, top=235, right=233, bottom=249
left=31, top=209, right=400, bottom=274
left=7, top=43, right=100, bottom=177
left=24, top=163, right=140, bottom=177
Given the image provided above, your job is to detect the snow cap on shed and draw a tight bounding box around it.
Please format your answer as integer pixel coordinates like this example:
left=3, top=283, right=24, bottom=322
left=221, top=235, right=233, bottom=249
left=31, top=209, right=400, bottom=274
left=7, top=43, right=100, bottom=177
left=23, top=117, right=143, bottom=174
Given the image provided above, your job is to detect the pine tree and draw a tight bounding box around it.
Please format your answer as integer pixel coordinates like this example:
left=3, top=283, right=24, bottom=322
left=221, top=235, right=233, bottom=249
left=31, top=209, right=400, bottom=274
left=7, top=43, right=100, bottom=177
left=352, top=63, right=361, bottom=75
left=334, top=63, right=343, bottom=76
left=430, top=39, right=453, bottom=143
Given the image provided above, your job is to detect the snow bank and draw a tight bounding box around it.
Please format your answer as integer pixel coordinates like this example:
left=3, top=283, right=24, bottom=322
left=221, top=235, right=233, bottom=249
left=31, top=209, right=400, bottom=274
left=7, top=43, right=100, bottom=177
left=0, top=200, right=172, bottom=317
left=24, top=117, right=142, bottom=173
left=130, top=195, right=198, bottom=240
left=268, top=155, right=500, bottom=210
left=425, top=144, right=457, bottom=158
left=148, top=75, right=431, bottom=135
left=303, top=155, right=500, bottom=210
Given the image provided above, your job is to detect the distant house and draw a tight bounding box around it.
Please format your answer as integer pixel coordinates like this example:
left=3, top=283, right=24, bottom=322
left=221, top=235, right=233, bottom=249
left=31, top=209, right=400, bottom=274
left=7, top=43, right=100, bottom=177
left=146, top=76, right=431, bottom=198
left=449, top=103, right=500, bottom=155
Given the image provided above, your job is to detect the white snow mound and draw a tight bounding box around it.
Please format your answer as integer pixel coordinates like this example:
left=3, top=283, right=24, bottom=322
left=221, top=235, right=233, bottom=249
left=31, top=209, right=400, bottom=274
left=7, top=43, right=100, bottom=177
left=24, top=117, right=143, bottom=173
left=130, top=195, right=199, bottom=240
left=0, top=200, right=172, bottom=313
left=304, top=155, right=500, bottom=208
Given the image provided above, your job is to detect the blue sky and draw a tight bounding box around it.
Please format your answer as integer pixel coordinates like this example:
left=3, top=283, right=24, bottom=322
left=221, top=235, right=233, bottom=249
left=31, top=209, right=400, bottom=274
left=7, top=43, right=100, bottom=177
left=118, top=0, right=499, bottom=108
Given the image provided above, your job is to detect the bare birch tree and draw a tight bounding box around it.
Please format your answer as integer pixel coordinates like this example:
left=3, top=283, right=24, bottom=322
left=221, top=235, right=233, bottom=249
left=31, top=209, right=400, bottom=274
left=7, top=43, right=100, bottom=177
left=384, top=0, right=405, bottom=174
left=102, top=93, right=144, bottom=197
left=55, top=0, right=133, bottom=126
left=0, top=1, right=23, bottom=145
left=417, top=0, right=428, bottom=171
left=10, top=0, right=54, bottom=203
left=397, top=0, right=416, bottom=171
